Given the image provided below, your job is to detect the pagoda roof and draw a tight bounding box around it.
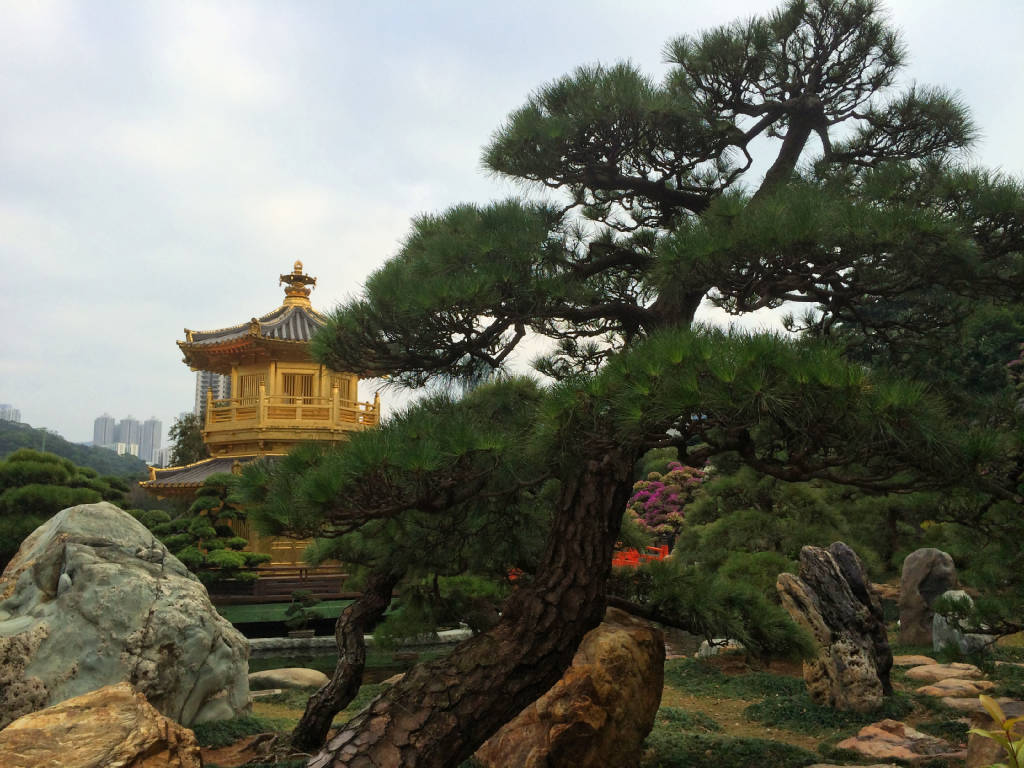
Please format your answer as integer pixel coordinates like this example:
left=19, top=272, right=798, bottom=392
left=177, top=261, right=332, bottom=372
left=184, top=302, right=327, bottom=346
left=140, top=457, right=244, bottom=493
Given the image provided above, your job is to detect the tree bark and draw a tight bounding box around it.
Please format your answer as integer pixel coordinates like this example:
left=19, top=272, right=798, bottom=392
left=308, top=443, right=639, bottom=768
left=291, top=570, right=400, bottom=752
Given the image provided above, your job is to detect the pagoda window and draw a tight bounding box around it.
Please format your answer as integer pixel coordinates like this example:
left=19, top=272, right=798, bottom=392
left=238, top=373, right=266, bottom=405
left=283, top=373, right=314, bottom=403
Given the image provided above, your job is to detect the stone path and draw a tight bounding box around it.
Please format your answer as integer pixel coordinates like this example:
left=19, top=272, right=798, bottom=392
left=837, top=658, right=1024, bottom=767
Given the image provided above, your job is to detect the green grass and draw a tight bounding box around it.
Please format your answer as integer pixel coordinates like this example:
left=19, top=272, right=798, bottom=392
left=260, top=683, right=384, bottom=721
left=993, top=661, right=1024, bottom=698
left=915, top=718, right=969, bottom=744
left=641, top=731, right=818, bottom=768
left=744, top=692, right=914, bottom=735
left=663, top=658, right=804, bottom=699
left=191, top=715, right=291, bottom=748
left=655, top=706, right=720, bottom=732
left=216, top=600, right=353, bottom=624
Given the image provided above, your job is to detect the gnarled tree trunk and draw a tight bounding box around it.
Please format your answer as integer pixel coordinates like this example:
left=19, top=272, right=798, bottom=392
left=308, top=444, right=638, bottom=767
left=291, top=570, right=401, bottom=752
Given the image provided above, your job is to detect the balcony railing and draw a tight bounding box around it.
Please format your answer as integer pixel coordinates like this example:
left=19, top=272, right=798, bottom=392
left=205, top=387, right=379, bottom=431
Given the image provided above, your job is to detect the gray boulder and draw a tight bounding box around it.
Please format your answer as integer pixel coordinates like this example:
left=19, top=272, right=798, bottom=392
left=777, top=542, right=893, bottom=712
left=932, top=589, right=994, bottom=654
left=0, top=502, right=250, bottom=729
left=899, top=548, right=957, bottom=645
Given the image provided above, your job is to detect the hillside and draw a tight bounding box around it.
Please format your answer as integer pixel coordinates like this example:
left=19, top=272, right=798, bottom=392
left=0, top=420, right=149, bottom=478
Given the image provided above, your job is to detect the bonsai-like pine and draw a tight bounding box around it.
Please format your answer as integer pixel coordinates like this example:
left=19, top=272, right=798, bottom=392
left=137, top=473, right=270, bottom=584
left=284, top=590, right=323, bottom=633
left=254, top=1, right=1024, bottom=764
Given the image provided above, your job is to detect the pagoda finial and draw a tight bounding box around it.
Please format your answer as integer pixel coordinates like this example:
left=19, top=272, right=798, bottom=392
left=280, top=261, right=316, bottom=306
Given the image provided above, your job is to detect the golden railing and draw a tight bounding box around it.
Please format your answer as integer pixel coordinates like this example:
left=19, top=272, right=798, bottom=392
left=205, top=386, right=379, bottom=431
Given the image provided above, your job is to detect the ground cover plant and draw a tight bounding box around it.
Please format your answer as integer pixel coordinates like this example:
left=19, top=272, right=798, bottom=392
left=234, top=0, right=1024, bottom=761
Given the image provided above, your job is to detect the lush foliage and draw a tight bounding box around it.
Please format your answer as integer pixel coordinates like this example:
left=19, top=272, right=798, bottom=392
left=0, top=420, right=147, bottom=477
left=0, top=449, right=129, bottom=568
left=133, top=473, right=270, bottom=583
left=626, top=461, right=706, bottom=539
left=168, top=411, right=210, bottom=467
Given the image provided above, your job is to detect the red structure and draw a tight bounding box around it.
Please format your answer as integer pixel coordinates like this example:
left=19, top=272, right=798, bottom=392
left=611, top=545, right=670, bottom=569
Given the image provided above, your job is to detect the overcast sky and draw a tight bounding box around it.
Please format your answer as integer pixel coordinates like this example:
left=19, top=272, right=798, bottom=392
left=2, top=0, right=1022, bottom=446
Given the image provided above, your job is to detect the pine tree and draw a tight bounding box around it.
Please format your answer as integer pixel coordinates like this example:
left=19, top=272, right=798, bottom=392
left=168, top=412, right=210, bottom=467
left=266, top=1, right=1021, bottom=763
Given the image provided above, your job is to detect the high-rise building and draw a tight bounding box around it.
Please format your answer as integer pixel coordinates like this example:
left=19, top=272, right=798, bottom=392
left=155, top=446, right=172, bottom=468
left=0, top=404, right=21, bottom=423
left=93, top=413, right=116, bottom=447
left=116, top=416, right=141, bottom=451
left=194, top=372, right=231, bottom=419
left=140, top=417, right=162, bottom=465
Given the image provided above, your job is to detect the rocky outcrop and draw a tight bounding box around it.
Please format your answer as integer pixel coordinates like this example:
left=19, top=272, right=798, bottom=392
left=898, top=548, right=957, bottom=645
left=249, top=667, right=330, bottom=690
left=474, top=607, right=664, bottom=768
left=0, top=682, right=201, bottom=768
left=776, top=542, right=892, bottom=712
left=837, top=719, right=966, bottom=763
left=0, top=502, right=249, bottom=728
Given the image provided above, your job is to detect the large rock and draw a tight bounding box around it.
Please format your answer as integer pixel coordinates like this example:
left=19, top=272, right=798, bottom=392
left=898, top=548, right=957, bottom=645
left=932, top=589, right=995, bottom=653
left=0, top=502, right=250, bottom=728
left=776, top=542, right=892, bottom=712
left=474, top=607, right=664, bottom=768
left=0, top=682, right=202, bottom=768
left=249, top=667, right=330, bottom=690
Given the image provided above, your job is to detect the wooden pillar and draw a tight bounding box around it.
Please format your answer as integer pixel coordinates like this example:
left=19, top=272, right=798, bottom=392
left=258, top=382, right=266, bottom=425
left=205, top=388, right=213, bottom=427
left=331, top=385, right=340, bottom=425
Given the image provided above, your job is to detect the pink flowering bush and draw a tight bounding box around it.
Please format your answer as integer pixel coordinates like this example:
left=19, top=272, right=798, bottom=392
left=626, top=461, right=707, bottom=540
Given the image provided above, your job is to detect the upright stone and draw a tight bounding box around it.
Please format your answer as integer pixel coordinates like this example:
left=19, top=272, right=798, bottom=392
left=777, top=542, right=892, bottom=712
left=899, top=548, right=957, bottom=646
left=0, top=502, right=250, bottom=728
left=475, top=607, right=664, bottom=768
left=932, top=589, right=994, bottom=654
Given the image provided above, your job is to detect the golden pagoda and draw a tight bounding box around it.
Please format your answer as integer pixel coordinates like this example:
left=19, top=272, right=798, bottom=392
left=141, top=262, right=379, bottom=564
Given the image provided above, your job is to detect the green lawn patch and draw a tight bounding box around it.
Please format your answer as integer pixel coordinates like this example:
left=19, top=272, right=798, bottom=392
left=663, top=658, right=804, bottom=699
left=655, top=706, right=720, bottom=732
left=641, top=731, right=818, bottom=768
left=191, top=715, right=291, bottom=748
left=744, top=692, right=914, bottom=735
